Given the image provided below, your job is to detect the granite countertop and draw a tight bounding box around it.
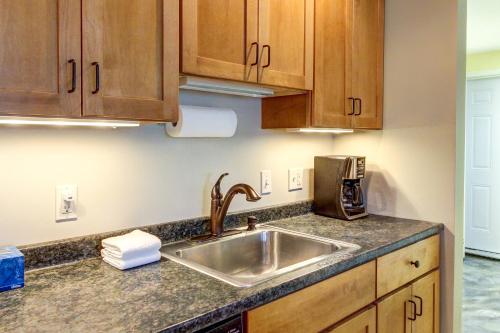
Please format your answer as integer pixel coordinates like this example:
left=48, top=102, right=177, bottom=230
left=0, top=213, right=442, bottom=333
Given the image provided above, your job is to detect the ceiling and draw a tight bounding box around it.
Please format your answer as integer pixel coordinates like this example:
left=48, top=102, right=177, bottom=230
left=467, top=0, right=500, bottom=54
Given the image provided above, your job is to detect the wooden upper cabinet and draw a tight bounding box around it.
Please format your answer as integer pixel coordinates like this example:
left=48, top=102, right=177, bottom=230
left=181, top=0, right=258, bottom=82
left=261, top=0, right=384, bottom=129
left=313, top=0, right=350, bottom=128
left=0, top=0, right=81, bottom=118
left=258, top=0, right=314, bottom=90
left=82, top=0, right=179, bottom=121
left=347, top=0, right=384, bottom=129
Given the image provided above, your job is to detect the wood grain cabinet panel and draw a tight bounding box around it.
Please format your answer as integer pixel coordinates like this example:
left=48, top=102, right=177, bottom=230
left=377, top=285, right=413, bottom=333
left=245, top=261, right=376, bottom=333
left=347, top=0, right=384, bottom=129
left=412, top=270, right=440, bottom=333
left=82, top=0, right=178, bottom=121
left=377, top=235, right=440, bottom=297
left=181, top=0, right=258, bottom=82
left=312, top=0, right=350, bottom=128
left=377, top=270, right=440, bottom=333
left=257, top=0, right=314, bottom=90
left=326, top=306, right=376, bottom=333
left=261, top=0, right=384, bottom=129
left=0, top=0, right=81, bottom=117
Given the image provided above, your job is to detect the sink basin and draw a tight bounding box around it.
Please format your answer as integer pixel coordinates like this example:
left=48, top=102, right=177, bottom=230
left=160, top=226, right=360, bottom=287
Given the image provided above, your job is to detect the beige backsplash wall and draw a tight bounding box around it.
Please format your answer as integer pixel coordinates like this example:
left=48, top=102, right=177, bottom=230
left=0, top=91, right=341, bottom=246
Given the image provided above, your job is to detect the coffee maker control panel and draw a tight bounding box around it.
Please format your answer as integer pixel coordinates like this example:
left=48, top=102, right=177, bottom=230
left=356, top=158, right=365, bottom=179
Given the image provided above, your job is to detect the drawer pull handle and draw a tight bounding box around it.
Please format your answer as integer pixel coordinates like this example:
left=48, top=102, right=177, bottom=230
left=407, top=300, right=417, bottom=321
left=250, top=42, right=259, bottom=66
left=414, top=295, right=423, bottom=316
left=410, top=260, right=420, bottom=268
left=347, top=97, right=355, bottom=115
left=262, top=45, right=271, bottom=68
left=68, top=59, right=76, bottom=93
left=91, top=62, right=100, bottom=94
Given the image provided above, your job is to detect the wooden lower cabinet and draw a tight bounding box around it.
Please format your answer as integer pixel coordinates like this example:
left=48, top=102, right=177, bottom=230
left=377, top=285, right=413, bottom=333
left=326, top=306, right=376, bottom=333
left=244, top=235, right=440, bottom=333
left=245, top=261, right=376, bottom=333
left=412, top=270, right=440, bottom=333
left=377, top=270, right=440, bottom=333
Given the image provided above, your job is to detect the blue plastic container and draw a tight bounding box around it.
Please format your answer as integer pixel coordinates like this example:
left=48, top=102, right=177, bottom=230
left=0, top=246, right=24, bottom=292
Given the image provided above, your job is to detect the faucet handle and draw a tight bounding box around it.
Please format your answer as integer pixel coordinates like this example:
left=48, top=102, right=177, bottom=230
left=211, top=173, right=229, bottom=199
left=247, top=216, right=258, bottom=231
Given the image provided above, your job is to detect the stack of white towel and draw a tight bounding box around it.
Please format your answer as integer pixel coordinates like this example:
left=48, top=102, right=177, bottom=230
left=101, top=230, right=162, bottom=270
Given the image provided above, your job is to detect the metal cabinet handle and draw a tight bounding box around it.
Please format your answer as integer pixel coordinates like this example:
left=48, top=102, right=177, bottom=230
left=410, top=260, right=420, bottom=268
left=414, top=295, right=423, bottom=316
left=250, top=42, right=259, bottom=66
left=347, top=97, right=355, bottom=115
left=262, top=45, right=271, bottom=68
left=68, top=59, right=76, bottom=93
left=408, top=300, right=417, bottom=321
left=91, top=62, right=100, bottom=94
left=355, top=98, right=362, bottom=116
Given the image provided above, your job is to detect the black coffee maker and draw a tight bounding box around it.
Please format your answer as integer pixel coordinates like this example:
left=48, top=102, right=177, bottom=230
left=314, top=155, right=368, bottom=220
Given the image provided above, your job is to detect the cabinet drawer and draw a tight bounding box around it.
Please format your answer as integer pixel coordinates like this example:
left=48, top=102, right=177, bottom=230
left=245, top=261, right=376, bottom=333
left=377, top=235, right=439, bottom=297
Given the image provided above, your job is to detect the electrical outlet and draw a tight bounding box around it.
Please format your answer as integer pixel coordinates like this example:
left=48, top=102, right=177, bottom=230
left=55, top=185, right=78, bottom=222
left=260, top=170, right=272, bottom=195
left=288, top=168, right=303, bottom=191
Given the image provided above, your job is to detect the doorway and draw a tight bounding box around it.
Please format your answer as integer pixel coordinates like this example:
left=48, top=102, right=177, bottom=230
left=465, top=77, right=500, bottom=258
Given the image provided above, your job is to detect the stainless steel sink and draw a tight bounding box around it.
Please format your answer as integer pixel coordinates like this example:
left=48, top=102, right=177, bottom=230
left=160, top=226, right=360, bottom=287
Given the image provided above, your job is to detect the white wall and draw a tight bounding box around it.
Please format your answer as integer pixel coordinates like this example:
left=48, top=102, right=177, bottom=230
left=0, top=91, right=341, bottom=246
left=329, top=1, right=462, bottom=332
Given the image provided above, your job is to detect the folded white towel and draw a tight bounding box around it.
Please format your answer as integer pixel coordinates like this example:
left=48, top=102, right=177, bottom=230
left=101, top=249, right=161, bottom=270
left=101, top=247, right=159, bottom=261
left=101, top=230, right=161, bottom=259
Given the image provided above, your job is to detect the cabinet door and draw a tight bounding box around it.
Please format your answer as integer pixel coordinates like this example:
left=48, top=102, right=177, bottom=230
left=377, top=285, right=413, bottom=333
left=312, top=0, right=351, bottom=128
left=182, top=0, right=258, bottom=82
left=412, top=270, right=440, bottom=333
left=0, top=0, right=81, bottom=117
left=326, top=306, right=376, bottom=333
left=258, top=0, right=314, bottom=90
left=82, top=0, right=178, bottom=121
left=347, top=0, right=384, bottom=129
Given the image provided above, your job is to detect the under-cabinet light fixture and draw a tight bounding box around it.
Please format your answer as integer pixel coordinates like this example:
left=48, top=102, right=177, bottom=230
left=290, top=128, right=354, bottom=134
left=0, top=118, right=140, bottom=128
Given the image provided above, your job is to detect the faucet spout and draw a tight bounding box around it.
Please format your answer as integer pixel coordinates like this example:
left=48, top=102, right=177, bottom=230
left=209, top=174, right=261, bottom=237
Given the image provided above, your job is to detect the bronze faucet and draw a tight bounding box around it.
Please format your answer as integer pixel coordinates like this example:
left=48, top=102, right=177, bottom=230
left=210, top=173, right=261, bottom=237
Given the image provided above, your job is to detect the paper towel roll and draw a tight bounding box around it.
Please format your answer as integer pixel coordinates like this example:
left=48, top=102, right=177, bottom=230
left=165, top=105, right=238, bottom=138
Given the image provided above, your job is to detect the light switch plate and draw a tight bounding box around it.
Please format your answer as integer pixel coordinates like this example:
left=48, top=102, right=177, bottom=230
left=55, top=185, right=78, bottom=222
left=260, top=170, right=272, bottom=195
left=288, top=168, right=303, bottom=191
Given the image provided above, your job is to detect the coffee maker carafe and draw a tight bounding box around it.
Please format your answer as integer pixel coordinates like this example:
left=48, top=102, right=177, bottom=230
left=314, top=155, right=368, bottom=220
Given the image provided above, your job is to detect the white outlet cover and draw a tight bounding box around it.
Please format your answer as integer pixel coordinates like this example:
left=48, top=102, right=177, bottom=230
left=288, top=168, right=304, bottom=191
left=260, top=170, right=272, bottom=195
left=55, top=185, right=78, bottom=222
